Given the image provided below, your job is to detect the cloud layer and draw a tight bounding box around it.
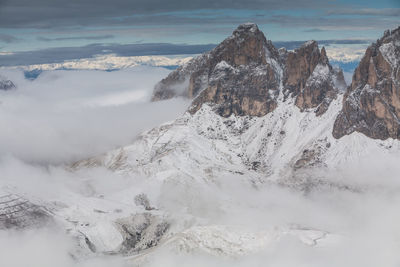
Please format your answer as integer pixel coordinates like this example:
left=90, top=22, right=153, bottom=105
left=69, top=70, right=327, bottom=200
left=0, top=67, right=189, bottom=164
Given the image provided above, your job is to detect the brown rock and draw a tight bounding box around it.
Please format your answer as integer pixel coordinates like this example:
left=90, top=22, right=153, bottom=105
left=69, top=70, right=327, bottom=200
left=153, top=23, right=282, bottom=117
left=333, top=26, right=400, bottom=140
left=285, top=43, right=342, bottom=116
left=152, top=23, right=345, bottom=118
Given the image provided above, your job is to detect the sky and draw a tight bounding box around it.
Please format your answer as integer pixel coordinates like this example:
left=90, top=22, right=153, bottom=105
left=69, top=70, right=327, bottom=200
left=0, top=0, right=399, bottom=65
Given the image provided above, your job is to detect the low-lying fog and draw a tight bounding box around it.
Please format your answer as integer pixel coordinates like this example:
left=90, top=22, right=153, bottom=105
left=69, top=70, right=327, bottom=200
left=0, top=67, right=188, bottom=164
left=1, top=67, right=400, bottom=267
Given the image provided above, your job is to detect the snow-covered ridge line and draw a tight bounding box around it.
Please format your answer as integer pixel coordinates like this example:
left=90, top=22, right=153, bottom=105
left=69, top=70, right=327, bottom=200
left=1, top=54, right=194, bottom=71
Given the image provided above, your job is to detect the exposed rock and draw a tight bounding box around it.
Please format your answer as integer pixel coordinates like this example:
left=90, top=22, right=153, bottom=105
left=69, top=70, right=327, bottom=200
left=0, top=193, right=52, bottom=229
left=153, top=23, right=282, bottom=117
left=0, top=76, right=16, bottom=90
left=116, top=213, right=169, bottom=254
left=333, top=26, right=400, bottom=140
left=286, top=44, right=344, bottom=116
left=152, top=23, right=344, bottom=117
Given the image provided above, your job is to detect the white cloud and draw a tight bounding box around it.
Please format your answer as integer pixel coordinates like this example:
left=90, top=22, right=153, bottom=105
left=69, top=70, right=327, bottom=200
left=0, top=67, right=189, bottom=164
left=326, top=46, right=366, bottom=62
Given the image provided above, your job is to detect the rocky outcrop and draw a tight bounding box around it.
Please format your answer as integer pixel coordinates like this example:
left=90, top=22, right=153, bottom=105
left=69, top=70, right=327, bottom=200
left=285, top=43, right=345, bottom=116
left=116, top=213, right=169, bottom=254
left=0, top=193, right=52, bottom=229
left=152, top=23, right=345, bottom=117
left=153, top=23, right=282, bottom=117
left=333, top=27, right=400, bottom=140
left=0, top=75, right=15, bottom=90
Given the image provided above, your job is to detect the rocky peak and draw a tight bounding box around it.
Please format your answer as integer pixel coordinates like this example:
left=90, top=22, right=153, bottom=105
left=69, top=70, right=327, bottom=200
left=152, top=23, right=282, bottom=117
left=213, top=22, right=276, bottom=67
left=152, top=23, right=344, bottom=117
left=320, top=47, right=329, bottom=65
left=333, top=26, right=400, bottom=140
left=0, top=75, right=16, bottom=91
left=232, top=22, right=259, bottom=35
left=284, top=41, right=329, bottom=95
left=285, top=41, right=344, bottom=116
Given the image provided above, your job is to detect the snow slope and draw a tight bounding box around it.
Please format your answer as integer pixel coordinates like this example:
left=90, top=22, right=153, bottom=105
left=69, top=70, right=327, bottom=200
left=75, top=90, right=400, bottom=189
left=58, top=88, right=400, bottom=264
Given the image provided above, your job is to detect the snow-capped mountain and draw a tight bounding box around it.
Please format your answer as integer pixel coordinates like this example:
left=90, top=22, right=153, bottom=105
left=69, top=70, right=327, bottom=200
left=153, top=23, right=346, bottom=117
left=2, top=55, right=193, bottom=72
left=60, top=23, right=400, bottom=261
left=1, top=23, right=400, bottom=266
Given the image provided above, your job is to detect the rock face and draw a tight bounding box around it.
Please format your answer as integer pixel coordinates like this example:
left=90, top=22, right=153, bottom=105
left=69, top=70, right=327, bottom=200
left=153, top=23, right=282, bottom=117
left=333, top=27, right=400, bottom=140
left=284, top=42, right=345, bottom=116
left=0, top=193, right=52, bottom=229
left=0, top=76, right=16, bottom=90
left=152, top=23, right=345, bottom=117
left=116, top=213, right=169, bottom=254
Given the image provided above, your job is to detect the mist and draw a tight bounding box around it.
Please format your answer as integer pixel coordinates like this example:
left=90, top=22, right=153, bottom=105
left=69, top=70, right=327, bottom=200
left=1, top=67, right=400, bottom=267
left=0, top=67, right=189, bottom=164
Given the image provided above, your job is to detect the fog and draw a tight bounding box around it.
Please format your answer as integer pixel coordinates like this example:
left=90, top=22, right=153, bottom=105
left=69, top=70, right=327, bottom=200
left=0, top=67, right=189, bottom=164
left=1, top=67, right=400, bottom=267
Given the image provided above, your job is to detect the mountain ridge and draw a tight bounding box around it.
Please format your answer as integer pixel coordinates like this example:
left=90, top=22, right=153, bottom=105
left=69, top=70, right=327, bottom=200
left=153, top=23, right=400, bottom=141
left=152, top=23, right=346, bottom=119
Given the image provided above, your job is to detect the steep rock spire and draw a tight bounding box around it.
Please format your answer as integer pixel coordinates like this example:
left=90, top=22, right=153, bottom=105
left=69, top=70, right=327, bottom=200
left=284, top=42, right=343, bottom=116
left=333, top=26, right=400, bottom=140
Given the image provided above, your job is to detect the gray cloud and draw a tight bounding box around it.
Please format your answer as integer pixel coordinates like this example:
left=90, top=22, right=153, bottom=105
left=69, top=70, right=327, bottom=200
left=260, top=14, right=399, bottom=30
left=274, top=39, right=371, bottom=50
left=303, top=28, right=325, bottom=32
left=37, top=34, right=114, bottom=42
left=0, top=0, right=397, bottom=46
left=0, top=33, right=19, bottom=43
left=0, top=0, right=340, bottom=29
left=328, top=8, right=400, bottom=16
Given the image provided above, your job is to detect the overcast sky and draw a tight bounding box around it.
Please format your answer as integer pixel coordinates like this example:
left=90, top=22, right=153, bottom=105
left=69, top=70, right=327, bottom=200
left=0, top=0, right=399, bottom=65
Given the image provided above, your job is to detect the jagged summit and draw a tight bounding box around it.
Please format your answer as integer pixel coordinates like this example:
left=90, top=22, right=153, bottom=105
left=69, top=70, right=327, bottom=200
left=333, top=26, right=400, bottom=140
left=284, top=40, right=342, bottom=115
left=152, top=23, right=345, bottom=118
left=233, top=22, right=259, bottom=32
left=229, top=23, right=263, bottom=42
left=0, top=75, right=16, bottom=90
left=215, top=22, right=277, bottom=67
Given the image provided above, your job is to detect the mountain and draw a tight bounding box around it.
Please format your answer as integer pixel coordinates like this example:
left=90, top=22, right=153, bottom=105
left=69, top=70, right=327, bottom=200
left=3, top=24, right=400, bottom=264
left=60, top=24, right=400, bottom=260
left=153, top=23, right=346, bottom=117
left=333, top=26, right=400, bottom=140
left=0, top=75, right=15, bottom=90
left=1, top=55, right=193, bottom=78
